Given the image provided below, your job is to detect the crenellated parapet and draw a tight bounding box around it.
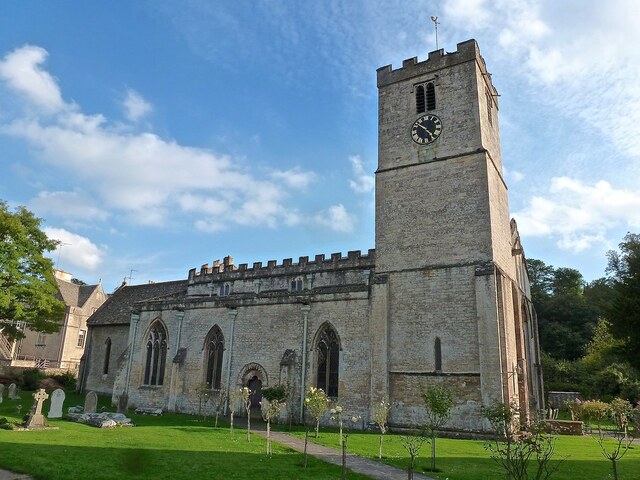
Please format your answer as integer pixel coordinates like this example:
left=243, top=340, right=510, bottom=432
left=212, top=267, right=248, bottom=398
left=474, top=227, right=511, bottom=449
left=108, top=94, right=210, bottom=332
left=186, top=249, right=376, bottom=298
left=377, top=39, right=497, bottom=96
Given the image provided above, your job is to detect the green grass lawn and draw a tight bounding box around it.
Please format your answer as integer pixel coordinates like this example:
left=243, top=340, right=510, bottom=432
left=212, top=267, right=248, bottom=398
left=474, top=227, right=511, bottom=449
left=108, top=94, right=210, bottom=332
left=0, top=390, right=370, bottom=480
left=284, top=425, right=640, bottom=480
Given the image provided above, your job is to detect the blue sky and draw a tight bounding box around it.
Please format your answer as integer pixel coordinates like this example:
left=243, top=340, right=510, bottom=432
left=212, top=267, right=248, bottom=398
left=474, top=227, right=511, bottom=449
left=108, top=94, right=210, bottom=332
left=1, top=0, right=639, bottom=292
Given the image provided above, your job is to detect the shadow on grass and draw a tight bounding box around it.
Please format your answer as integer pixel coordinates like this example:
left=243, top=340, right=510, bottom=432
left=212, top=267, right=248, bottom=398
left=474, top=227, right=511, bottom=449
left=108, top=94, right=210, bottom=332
left=0, top=440, right=370, bottom=480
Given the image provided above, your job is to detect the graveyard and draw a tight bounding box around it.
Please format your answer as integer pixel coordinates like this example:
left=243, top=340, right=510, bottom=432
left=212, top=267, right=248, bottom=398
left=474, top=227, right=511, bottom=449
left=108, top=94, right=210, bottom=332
left=0, top=385, right=638, bottom=480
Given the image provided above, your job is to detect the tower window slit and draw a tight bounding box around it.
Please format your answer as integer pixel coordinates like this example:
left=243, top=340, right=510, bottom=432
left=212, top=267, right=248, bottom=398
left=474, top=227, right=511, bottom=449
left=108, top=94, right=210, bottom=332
left=426, top=82, right=436, bottom=110
left=415, top=85, right=425, bottom=114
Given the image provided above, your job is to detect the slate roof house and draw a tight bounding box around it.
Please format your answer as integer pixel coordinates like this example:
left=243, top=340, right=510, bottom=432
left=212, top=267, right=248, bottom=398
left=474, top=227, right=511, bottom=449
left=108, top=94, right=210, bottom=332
left=3, top=269, right=107, bottom=370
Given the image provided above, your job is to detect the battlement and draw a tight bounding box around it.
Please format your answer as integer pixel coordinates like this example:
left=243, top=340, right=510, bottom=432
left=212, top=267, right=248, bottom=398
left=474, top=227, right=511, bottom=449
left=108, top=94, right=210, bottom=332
left=188, top=249, right=376, bottom=283
left=377, top=39, right=493, bottom=91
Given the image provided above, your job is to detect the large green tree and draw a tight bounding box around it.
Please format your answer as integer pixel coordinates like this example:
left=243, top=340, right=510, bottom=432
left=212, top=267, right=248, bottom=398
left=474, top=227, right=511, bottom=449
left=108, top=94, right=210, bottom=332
left=606, top=232, right=640, bottom=370
left=527, top=259, right=599, bottom=360
left=0, top=201, right=65, bottom=340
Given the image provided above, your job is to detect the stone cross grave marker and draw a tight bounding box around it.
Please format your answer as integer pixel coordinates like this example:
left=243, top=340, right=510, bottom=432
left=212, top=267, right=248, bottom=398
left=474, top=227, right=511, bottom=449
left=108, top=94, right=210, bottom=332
left=84, top=391, right=98, bottom=413
left=25, top=388, right=49, bottom=429
left=48, top=388, right=65, bottom=418
left=8, top=383, right=18, bottom=400
left=0, top=383, right=4, bottom=403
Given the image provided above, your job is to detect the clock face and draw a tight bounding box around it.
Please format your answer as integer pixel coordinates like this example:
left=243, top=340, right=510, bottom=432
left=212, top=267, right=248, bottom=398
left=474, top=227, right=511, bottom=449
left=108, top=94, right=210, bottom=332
left=411, top=114, right=442, bottom=145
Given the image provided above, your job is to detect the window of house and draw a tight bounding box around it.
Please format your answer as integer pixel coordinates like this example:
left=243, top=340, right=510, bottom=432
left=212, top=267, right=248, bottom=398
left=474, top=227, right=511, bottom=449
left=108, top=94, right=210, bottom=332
left=103, top=338, right=112, bottom=374
left=36, top=333, right=46, bottom=346
left=143, top=322, right=168, bottom=386
left=205, top=326, right=224, bottom=389
left=435, top=337, right=442, bottom=372
left=316, top=324, right=340, bottom=397
left=290, top=278, right=303, bottom=292
left=77, top=329, right=86, bottom=348
left=219, top=283, right=231, bottom=297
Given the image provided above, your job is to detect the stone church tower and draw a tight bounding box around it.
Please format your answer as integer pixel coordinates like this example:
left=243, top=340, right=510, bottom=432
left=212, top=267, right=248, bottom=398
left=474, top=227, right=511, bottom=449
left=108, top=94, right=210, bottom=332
left=81, top=39, right=543, bottom=432
left=374, top=39, right=543, bottom=427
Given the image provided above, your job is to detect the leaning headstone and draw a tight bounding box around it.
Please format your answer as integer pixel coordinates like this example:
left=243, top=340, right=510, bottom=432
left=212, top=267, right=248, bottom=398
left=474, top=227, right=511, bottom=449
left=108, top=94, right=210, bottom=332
left=25, top=389, right=49, bottom=430
left=84, top=391, right=98, bottom=414
left=8, top=383, right=19, bottom=400
left=0, top=383, right=4, bottom=403
left=48, top=388, right=65, bottom=418
left=117, top=393, right=128, bottom=413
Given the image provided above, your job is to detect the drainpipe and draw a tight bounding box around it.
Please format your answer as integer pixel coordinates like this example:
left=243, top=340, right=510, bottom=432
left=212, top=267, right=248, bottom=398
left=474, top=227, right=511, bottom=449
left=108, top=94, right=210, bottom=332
left=299, top=304, right=311, bottom=423
left=224, top=308, right=238, bottom=413
left=124, top=312, right=140, bottom=395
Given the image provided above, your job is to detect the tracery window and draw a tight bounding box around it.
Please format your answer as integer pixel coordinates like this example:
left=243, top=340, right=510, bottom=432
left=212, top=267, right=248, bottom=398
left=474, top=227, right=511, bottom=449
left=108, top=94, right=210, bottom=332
left=205, top=326, right=225, bottom=389
left=143, top=322, right=168, bottom=386
left=315, top=324, right=340, bottom=397
left=103, top=337, right=112, bottom=375
left=291, top=278, right=303, bottom=292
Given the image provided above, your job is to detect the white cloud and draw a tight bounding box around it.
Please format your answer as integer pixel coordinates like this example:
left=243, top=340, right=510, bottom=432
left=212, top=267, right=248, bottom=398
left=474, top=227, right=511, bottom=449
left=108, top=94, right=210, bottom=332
left=348, top=155, right=374, bottom=194
left=45, top=227, right=106, bottom=270
left=0, top=45, right=317, bottom=232
left=270, top=168, right=316, bottom=189
left=30, top=190, right=109, bottom=221
left=443, top=0, right=492, bottom=30
left=123, top=88, right=153, bottom=122
left=314, top=204, right=355, bottom=233
left=514, top=177, right=640, bottom=251
left=504, top=167, right=525, bottom=183
left=0, top=45, right=65, bottom=112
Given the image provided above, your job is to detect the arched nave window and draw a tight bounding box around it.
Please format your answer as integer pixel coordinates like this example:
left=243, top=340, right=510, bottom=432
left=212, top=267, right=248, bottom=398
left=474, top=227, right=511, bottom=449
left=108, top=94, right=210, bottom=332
left=143, top=321, right=168, bottom=386
left=315, top=323, right=340, bottom=397
left=205, top=325, right=225, bottom=389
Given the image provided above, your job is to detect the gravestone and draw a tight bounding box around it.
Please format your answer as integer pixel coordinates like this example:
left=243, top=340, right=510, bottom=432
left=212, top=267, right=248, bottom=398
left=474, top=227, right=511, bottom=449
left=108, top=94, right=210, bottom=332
left=0, top=383, right=4, bottom=403
left=48, top=388, right=65, bottom=418
left=84, top=391, right=98, bottom=413
left=25, top=388, right=49, bottom=430
left=117, top=393, right=128, bottom=413
left=8, top=383, right=18, bottom=400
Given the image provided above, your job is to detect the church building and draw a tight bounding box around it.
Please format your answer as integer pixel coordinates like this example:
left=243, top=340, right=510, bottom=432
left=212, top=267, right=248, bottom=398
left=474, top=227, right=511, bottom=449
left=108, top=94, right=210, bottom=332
left=80, top=39, right=544, bottom=432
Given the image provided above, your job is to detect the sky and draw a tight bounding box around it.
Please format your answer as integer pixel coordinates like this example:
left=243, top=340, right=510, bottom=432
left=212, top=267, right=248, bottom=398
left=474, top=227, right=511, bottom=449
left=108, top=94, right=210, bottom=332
left=1, top=0, right=639, bottom=292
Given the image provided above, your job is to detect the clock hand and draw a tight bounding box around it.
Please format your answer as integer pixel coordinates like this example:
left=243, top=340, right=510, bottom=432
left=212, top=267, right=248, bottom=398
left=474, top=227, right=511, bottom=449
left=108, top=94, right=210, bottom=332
left=416, top=123, right=430, bottom=132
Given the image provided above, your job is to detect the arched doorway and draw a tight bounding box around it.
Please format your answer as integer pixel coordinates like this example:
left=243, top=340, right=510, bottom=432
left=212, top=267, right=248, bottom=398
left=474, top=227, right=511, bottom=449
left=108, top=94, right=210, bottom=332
left=247, top=375, right=262, bottom=411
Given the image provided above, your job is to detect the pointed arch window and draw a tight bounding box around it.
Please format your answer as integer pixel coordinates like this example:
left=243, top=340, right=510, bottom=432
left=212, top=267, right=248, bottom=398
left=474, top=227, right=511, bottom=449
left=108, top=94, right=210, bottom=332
left=316, top=324, right=340, bottom=397
left=143, top=322, right=168, bottom=386
left=103, top=338, right=112, bottom=375
left=434, top=337, right=442, bottom=372
left=205, top=326, right=225, bottom=389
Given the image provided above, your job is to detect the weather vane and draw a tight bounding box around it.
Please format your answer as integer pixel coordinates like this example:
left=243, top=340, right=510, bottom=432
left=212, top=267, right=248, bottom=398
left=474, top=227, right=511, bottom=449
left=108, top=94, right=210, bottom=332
left=431, top=16, right=440, bottom=50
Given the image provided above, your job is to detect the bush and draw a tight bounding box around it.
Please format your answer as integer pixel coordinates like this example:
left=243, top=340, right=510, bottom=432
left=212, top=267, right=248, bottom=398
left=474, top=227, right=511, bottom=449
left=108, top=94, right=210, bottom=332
left=21, top=368, right=44, bottom=390
left=49, top=371, right=77, bottom=390
left=262, top=384, right=288, bottom=402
